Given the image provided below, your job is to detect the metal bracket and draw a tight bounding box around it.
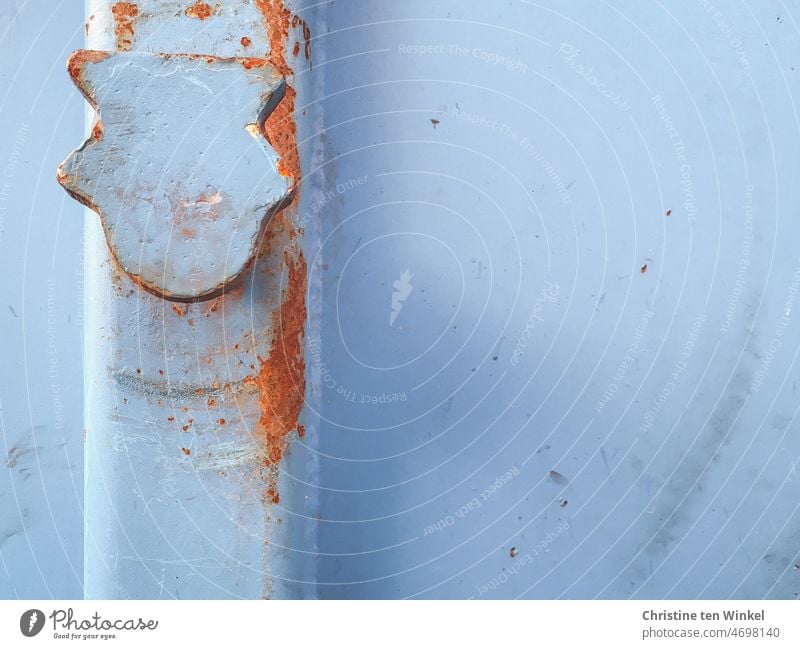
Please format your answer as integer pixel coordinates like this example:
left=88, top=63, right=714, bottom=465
left=57, top=50, right=292, bottom=301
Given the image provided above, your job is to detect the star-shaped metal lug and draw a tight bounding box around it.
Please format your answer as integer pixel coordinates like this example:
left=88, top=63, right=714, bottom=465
left=57, top=50, right=293, bottom=301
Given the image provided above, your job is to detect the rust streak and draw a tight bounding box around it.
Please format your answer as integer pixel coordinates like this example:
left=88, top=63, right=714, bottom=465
left=185, top=1, right=213, bottom=20
left=246, top=1, right=309, bottom=504
left=111, top=2, right=138, bottom=51
left=302, top=21, right=311, bottom=60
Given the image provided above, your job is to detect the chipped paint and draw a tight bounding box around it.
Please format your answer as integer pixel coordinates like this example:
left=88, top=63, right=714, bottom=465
left=185, top=1, right=213, bottom=20
left=111, top=2, right=138, bottom=51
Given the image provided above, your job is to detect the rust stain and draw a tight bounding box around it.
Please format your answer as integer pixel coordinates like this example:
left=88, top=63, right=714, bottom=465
left=245, top=248, right=307, bottom=466
left=111, top=2, right=139, bottom=51
left=276, top=159, right=292, bottom=178
left=244, top=0, right=308, bottom=484
left=302, top=21, right=311, bottom=60
left=60, top=49, right=288, bottom=305
left=290, top=14, right=311, bottom=60
left=185, top=1, right=213, bottom=20
left=255, top=0, right=301, bottom=191
left=70, top=0, right=313, bottom=509
left=241, top=57, right=268, bottom=70
left=641, top=263, right=648, bottom=274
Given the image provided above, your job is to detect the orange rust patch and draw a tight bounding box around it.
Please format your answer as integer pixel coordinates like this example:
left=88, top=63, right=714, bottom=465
left=241, top=36, right=252, bottom=47
left=245, top=249, right=307, bottom=466
left=91, top=120, right=103, bottom=141
left=181, top=447, right=191, bottom=456
left=249, top=1, right=308, bottom=506
left=171, top=190, right=232, bottom=229
left=641, top=263, right=648, bottom=274
left=172, top=304, right=185, bottom=317
left=111, top=2, right=138, bottom=51
left=185, top=1, right=213, bottom=20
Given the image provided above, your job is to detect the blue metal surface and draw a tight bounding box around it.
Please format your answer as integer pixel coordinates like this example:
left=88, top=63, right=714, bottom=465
left=2, top=0, right=800, bottom=599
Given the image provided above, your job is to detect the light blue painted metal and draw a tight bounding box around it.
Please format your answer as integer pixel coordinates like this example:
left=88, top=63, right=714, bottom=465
left=0, top=1, right=84, bottom=598
left=4, top=0, right=800, bottom=601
